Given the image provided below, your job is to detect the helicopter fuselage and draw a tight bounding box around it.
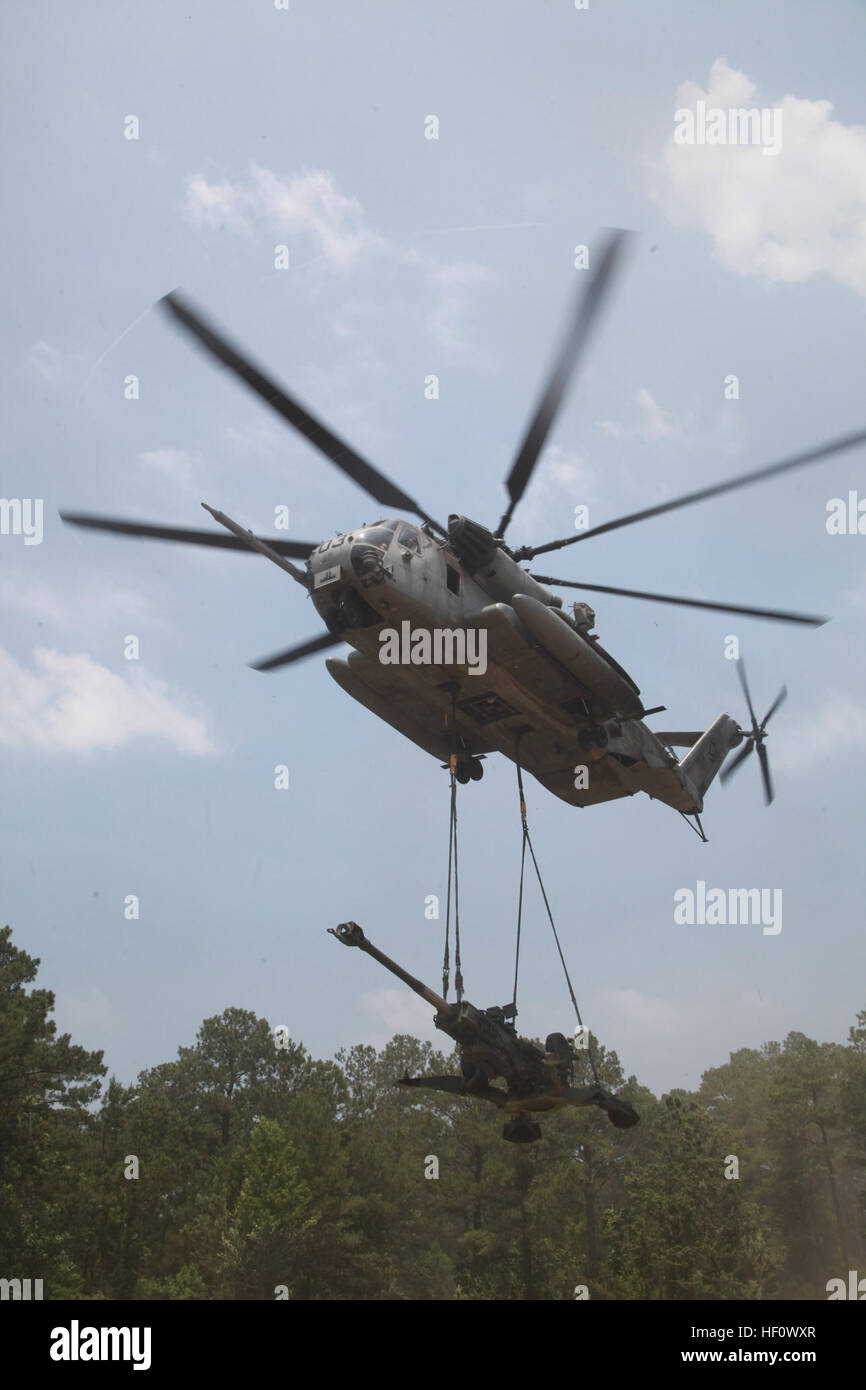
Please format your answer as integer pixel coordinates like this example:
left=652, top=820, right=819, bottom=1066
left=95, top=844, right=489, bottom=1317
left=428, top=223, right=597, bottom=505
left=309, top=515, right=742, bottom=815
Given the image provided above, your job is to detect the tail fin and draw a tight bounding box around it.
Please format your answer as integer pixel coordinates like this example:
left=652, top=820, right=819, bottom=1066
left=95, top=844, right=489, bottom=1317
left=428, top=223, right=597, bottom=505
left=676, top=714, right=742, bottom=811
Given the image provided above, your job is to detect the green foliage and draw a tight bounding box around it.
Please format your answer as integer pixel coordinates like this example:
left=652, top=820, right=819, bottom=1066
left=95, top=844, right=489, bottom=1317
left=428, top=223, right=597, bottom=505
left=220, top=1119, right=317, bottom=1299
left=0, top=922, right=863, bottom=1300
left=0, top=925, right=106, bottom=1284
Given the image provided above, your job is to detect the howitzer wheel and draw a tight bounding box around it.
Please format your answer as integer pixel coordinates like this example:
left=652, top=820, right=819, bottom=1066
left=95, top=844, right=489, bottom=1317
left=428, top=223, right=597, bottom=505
left=502, top=1113, right=542, bottom=1144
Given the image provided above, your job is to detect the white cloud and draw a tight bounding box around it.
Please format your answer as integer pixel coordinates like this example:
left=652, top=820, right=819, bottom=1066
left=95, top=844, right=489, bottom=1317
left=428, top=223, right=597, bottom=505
left=773, top=693, right=866, bottom=772
left=27, top=339, right=86, bottom=387
left=360, top=987, right=439, bottom=1048
left=601, top=387, right=691, bottom=443
left=253, top=167, right=378, bottom=270
left=54, top=985, right=123, bottom=1042
left=655, top=58, right=866, bottom=296
left=185, top=166, right=380, bottom=269
left=601, top=986, right=686, bottom=1037
left=183, top=165, right=494, bottom=353
left=0, top=647, right=216, bottom=755
left=224, top=417, right=283, bottom=459
left=139, top=447, right=203, bottom=496
left=510, top=443, right=599, bottom=541
left=0, top=571, right=161, bottom=632
left=425, top=259, right=496, bottom=353
left=28, top=339, right=65, bottom=384
left=185, top=173, right=242, bottom=227
left=845, top=576, right=866, bottom=611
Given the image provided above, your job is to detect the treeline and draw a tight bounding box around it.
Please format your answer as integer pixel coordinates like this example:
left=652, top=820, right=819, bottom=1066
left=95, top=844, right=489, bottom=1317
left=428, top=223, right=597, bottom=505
left=1, top=923, right=864, bottom=1300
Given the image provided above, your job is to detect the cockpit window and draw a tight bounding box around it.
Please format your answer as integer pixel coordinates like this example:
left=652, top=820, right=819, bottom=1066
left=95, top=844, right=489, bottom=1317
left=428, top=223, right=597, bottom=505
left=397, top=524, right=420, bottom=552
left=355, top=527, right=395, bottom=550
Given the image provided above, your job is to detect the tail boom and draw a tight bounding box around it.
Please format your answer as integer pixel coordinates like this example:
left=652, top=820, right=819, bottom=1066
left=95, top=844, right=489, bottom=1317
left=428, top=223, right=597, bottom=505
left=676, top=713, right=743, bottom=812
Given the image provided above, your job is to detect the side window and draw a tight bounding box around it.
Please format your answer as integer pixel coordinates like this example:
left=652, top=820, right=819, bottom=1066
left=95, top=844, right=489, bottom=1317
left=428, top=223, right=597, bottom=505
left=397, top=524, right=420, bottom=553
left=446, top=564, right=461, bottom=595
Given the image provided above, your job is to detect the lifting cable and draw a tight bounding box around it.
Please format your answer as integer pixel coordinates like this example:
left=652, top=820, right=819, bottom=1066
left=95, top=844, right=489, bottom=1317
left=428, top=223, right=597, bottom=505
left=512, top=747, right=600, bottom=1088
left=442, top=697, right=463, bottom=1003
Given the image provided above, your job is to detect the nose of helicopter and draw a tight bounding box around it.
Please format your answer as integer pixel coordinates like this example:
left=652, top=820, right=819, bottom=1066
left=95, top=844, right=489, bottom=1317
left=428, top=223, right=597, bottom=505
left=308, top=522, right=399, bottom=589
left=308, top=534, right=350, bottom=591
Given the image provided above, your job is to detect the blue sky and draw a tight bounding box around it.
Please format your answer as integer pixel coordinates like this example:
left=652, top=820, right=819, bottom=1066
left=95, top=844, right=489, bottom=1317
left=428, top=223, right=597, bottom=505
left=1, top=0, right=864, bottom=1096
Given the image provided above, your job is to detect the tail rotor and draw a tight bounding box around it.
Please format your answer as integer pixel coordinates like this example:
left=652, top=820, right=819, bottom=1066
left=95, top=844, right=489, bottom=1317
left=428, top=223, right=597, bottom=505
left=721, top=659, right=787, bottom=805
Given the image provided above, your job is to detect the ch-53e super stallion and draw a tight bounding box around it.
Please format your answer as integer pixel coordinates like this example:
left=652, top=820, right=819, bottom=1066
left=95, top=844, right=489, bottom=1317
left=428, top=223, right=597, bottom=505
left=61, top=231, right=866, bottom=831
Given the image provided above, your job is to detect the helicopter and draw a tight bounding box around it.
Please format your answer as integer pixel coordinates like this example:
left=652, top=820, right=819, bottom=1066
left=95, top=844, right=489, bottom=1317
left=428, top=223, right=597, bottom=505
left=61, top=230, right=866, bottom=825
left=328, top=920, right=639, bottom=1143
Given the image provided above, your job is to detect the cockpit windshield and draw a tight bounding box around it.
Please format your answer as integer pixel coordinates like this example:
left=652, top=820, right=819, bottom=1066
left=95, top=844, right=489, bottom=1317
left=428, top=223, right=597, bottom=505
left=354, top=524, right=396, bottom=550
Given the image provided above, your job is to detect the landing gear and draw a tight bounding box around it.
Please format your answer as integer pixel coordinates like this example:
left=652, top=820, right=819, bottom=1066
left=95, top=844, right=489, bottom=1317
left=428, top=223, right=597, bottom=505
left=454, top=757, right=484, bottom=784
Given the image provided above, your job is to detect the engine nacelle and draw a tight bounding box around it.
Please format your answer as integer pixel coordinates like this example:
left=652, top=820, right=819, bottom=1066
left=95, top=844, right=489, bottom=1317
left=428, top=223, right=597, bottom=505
left=511, top=593, right=644, bottom=720
left=448, top=515, right=562, bottom=610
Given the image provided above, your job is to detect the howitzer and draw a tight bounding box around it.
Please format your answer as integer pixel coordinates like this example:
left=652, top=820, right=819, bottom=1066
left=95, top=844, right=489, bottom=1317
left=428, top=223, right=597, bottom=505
left=328, top=921, right=638, bottom=1142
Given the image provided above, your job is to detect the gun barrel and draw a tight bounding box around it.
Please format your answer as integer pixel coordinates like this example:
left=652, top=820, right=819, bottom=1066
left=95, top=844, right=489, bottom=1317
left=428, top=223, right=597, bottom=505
left=329, top=922, right=455, bottom=1016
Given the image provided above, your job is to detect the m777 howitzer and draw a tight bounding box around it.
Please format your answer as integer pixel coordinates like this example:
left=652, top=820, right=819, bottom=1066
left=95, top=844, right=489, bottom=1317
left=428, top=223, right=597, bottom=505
left=328, top=921, right=638, bottom=1143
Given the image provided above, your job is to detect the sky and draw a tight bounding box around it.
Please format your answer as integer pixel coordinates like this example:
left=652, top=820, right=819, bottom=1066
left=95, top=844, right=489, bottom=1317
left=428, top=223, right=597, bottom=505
left=1, top=0, right=864, bottom=1097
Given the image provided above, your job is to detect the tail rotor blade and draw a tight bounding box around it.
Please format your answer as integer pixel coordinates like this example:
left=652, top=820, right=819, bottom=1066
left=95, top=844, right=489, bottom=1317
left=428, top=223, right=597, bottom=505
left=761, top=685, right=788, bottom=729
left=720, top=740, right=754, bottom=784
left=736, top=658, right=759, bottom=731
left=756, top=741, right=774, bottom=805
left=724, top=661, right=784, bottom=804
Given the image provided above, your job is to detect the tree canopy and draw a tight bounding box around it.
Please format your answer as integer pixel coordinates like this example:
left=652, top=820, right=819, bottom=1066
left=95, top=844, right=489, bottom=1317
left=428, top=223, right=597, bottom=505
left=0, top=924, right=862, bottom=1300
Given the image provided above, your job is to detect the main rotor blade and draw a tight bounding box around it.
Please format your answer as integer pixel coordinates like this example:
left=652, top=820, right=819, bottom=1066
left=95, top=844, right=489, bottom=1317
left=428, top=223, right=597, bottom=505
left=61, top=512, right=317, bottom=559
left=497, top=229, right=631, bottom=538
left=516, top=427, right=866, bottom=560
left=720, top=741, right=754, bottom=783
left=528, top=575, right=828, bottom=627
left=160, top=292, right=446, bottom=536
left=250, top=630, right=344, bottom=673
left=761, top=685, right=788, bottom=729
